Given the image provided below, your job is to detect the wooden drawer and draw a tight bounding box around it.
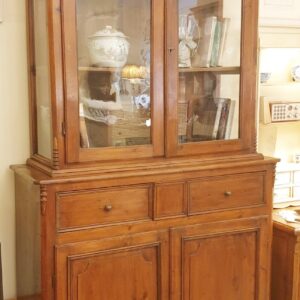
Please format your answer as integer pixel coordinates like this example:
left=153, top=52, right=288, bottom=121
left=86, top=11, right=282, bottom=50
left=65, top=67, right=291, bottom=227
left=56, top=185, right=153, bottom=231
left=188, top=172, right=265, bottom=214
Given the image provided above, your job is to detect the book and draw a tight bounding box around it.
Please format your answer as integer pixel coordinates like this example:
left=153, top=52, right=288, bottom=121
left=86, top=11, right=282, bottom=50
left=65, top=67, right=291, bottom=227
left=210, top=20, right=222, bottom=67
left=194, top=16, right=217, bottom=67
left=211, top=98, right=230, bottom=139
left=217, top=18, right=230, bottom=67
left=217, top=99, right=231, bottom=139
left=224, top=99, right=236, bottom=139
left=191, top=96, right=219, bottom=140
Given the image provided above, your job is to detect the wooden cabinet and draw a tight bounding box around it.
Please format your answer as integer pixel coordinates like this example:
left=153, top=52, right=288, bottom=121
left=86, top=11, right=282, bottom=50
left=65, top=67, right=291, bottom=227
left=271, top=211, right=300, bottom=300
left=13, top=163, right=276, bottom=300
left=12, top=0, right=277, bottom=299
left=26, top=0, right=259, bottom=168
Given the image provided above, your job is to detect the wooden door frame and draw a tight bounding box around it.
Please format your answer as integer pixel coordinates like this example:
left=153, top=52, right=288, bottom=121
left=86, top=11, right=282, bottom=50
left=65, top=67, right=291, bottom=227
left=165, top=0, right=259, bottom=158
left=26, top=0, right=65, bottom=169
left=62, top=0, right=165, bottom=164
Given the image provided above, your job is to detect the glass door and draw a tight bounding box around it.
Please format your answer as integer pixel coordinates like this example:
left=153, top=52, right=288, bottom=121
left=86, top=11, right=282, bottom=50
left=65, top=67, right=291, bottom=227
left=63, top=0, right=164, bottom=163
left=28, top=0, right=53, bottom=161
left=166, top=0, right=258, bottom=157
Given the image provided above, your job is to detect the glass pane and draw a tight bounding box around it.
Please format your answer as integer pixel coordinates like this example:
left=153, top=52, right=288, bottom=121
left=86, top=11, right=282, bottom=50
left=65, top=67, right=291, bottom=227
left=77, top=0, right=151, bottom=148
left=33, top=0, right=52, bottom=158
left=178, top=0, right=241, bottom=143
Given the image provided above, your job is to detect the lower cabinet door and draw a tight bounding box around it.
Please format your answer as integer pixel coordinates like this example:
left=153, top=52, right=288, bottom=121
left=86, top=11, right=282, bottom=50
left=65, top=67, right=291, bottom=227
left=56, top=230, right=169, bottom=300
left=170, top=217, right=271, bottom=300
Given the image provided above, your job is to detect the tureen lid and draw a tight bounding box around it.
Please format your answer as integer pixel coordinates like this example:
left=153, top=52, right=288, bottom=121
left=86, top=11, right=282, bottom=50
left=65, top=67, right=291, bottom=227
left=89, top=26, right=127, bottom=39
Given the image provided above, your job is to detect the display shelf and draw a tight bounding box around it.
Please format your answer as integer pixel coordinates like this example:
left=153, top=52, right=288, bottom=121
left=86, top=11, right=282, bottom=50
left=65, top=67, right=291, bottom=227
left=191, top=1, right=219, bottom=14
left=79, top=66, right=241, bottom=74
left=261, top=82, right=300, bottom=87
left=78, top=66, right=121, bottom=72
left=179, top=66, right=240, bottom=74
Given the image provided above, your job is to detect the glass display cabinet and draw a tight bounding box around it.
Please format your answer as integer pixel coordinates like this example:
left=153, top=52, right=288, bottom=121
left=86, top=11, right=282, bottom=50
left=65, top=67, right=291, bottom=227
left=28, top=0, right=258, bottom=167
left=12, top=0, right=277, bottom=299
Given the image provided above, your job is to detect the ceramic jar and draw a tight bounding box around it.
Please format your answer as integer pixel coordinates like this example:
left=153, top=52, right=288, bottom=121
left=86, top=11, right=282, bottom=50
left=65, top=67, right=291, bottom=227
left=88, top=26, right=130, bottom=68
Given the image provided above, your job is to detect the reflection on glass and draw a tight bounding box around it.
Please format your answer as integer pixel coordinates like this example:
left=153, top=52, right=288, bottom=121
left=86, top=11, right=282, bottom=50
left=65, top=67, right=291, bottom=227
left=77, top=0, right=151, bottom=148
left=178, top=0, right=241, bottom=144
left=33, top=0, right=52, bottom=159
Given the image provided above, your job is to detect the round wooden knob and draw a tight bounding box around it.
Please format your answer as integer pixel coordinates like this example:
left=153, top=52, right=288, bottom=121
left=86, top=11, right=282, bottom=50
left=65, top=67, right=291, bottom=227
left=104, top=204, right=113, bottom=212
left=224, top=191, right=232, bottom=197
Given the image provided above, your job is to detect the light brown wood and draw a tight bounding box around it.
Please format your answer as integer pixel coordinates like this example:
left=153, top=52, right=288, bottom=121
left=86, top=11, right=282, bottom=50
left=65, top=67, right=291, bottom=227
left=13, top=1, right=278, bottom=299
left=188, top=172, right=265, bottom=214
left=271, top=211, right=300, bottom=300
left=63, top=0, right=165, bottom=164
left=240, top=0, right=259, bottom=153
left=56, top=230, right=169, bottom=300
left=25, top=0, right=260, bottom=168
left=171, top=217, right=271, bottom=300
left=57, top=184, right=153, bottom=231
left=165, top=0, right=179, bottom=157
left=179, top=66, right=240, bottom=73
left=165, top=0, right=259, bottom=158
left=48, top=0, right=65, bottom=169
left=155, top=182, right=187, bottom=219
left=16, top=296, right=41, bottom=300
left=13, top=157, right=276, bottom=299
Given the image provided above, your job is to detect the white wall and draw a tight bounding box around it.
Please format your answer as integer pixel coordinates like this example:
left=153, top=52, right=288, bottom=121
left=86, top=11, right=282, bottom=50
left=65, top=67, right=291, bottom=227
left=258, top=48, right=300, bottom=163
left=0, top=0, right=30, bottom=299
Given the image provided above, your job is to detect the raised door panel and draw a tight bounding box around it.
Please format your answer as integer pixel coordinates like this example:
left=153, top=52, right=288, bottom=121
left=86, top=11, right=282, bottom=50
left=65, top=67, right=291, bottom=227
left=171, top=217, right=271, bottom=300
left=56, top=230, right=169, bottom=300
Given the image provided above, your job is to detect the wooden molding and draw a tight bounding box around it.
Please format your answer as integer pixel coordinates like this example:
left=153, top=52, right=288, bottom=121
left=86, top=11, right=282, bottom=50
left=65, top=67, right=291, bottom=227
left=40, top=185, right=48, bottom=216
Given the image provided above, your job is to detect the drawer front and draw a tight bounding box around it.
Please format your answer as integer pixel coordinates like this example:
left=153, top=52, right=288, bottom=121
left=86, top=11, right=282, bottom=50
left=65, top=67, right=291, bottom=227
left=57, top=185, right=152, bottom=231
left=188, top=172, right=265, bottom=214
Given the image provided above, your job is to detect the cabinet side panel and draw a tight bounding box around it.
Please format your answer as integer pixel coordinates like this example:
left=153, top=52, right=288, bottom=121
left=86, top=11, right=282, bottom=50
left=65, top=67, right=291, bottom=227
left=15, top=173, right=41, bottom=298
left=271, top=227, right=295, bottom=300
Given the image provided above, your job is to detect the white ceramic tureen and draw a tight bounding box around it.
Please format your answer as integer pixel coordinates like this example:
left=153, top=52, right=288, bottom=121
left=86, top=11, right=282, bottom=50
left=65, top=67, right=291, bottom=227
left=88, top=26, right=130, bottom=68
